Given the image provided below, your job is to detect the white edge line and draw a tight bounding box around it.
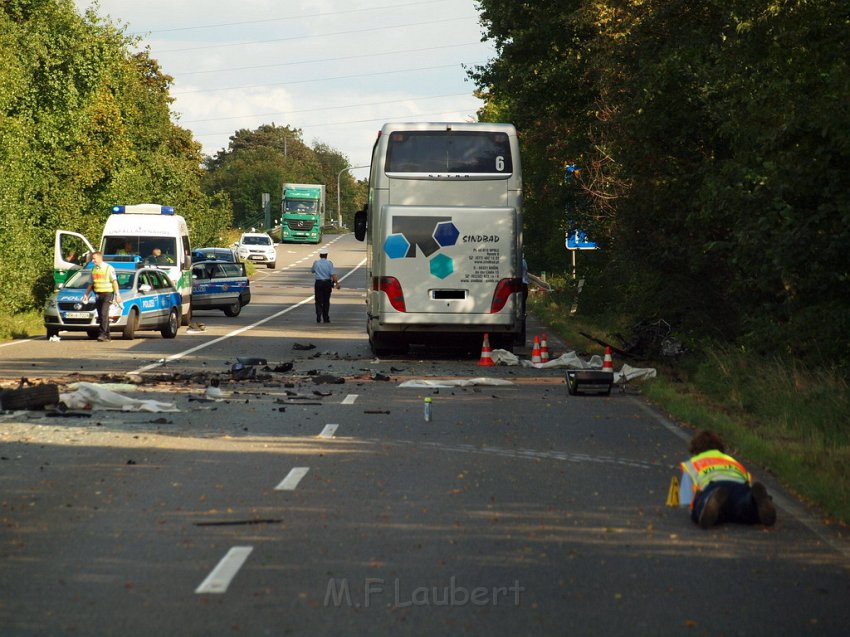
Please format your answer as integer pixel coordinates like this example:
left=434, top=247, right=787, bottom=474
left=195, top=546, right=253, bottom=594
left=131, top=257, right=366, bottom=374
left=275, top=467, right=310, bottom=491
left=0, top=338, right=35, bottom=348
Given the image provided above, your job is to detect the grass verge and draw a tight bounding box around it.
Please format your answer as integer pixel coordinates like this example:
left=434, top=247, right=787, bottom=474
left=0, top=310, right=45, bottom=341
left=530, top=292, right=850, bottom=526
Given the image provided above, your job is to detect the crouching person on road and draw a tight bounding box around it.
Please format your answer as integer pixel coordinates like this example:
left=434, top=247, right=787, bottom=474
left=680, top=430, right=776, bottom=529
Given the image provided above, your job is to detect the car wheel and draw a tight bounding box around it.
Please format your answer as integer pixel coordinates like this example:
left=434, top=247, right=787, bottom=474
left=267, top=262, right=276, bottom=269
left=223, top=300, right=242, bottom=317
left=46, top=326, right=59, bottom=338
left=123, top=308, right=138, bottom=340
left=161, top=308, right=179, bottom=339
left=86, top=329, right=99, bottom=339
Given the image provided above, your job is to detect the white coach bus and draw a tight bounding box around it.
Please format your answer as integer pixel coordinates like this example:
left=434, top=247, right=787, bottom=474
left=354, top=122, right=524, bottom=355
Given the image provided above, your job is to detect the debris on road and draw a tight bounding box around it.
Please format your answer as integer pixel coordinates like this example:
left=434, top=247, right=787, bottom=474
left=292, top=342, right=316, bottom=351
left=236, top=356, right=267, bottom=366
left=398, top=378, right=515, bottom=388
left=312, top=374, right=345, bottom=385
left=0, top=381, right=60, bottom=411
left=194, top=518, right=283, bottom=527
left=59, top=382, right=179, bottom=412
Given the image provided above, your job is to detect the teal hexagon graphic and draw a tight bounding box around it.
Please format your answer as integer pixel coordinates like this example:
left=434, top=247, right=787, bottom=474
left=433, top=221, right=459, bottom=248
left=384, top=233, right=410, bottom=259
left=430, top=253, right=453, bottom=279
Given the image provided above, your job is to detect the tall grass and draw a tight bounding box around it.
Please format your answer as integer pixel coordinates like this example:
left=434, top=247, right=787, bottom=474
left=0, top=310, right=45, bottom=341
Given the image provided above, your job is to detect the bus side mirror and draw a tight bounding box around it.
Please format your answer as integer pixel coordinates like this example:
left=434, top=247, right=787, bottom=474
left=354, top=209, right=367, bottom=241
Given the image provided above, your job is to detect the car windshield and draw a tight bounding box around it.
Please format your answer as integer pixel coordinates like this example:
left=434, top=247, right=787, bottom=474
left=242, top=236, right=271, bottom=246
left=63, top=270, right=135, bottom=290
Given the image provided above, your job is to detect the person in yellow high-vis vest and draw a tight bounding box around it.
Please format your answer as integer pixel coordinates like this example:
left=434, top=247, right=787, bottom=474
left=82, top=251, right=122, bottom=342
left=679, top=430, right=776, bottom=529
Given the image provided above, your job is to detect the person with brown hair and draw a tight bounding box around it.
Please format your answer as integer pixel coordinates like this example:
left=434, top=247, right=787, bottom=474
left=680, top=430, right=776, bottom=529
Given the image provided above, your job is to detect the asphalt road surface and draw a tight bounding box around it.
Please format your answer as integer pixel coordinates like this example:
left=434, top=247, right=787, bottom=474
left=1, top=235, right=849, bottom=636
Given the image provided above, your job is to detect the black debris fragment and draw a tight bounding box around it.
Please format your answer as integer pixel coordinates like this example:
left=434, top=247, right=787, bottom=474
left=237, top=357, right=267, bottom=366
left=312, top=375, right=345, bottom=385
left=231, top=363, right=256, bottom=381
left=372, top=373, right=391, bottom=382
left=292, top=343, right=316, bottom=351
left=194, top=519, right=283, bottom=527
left=274, top=362, right=294, bottom=373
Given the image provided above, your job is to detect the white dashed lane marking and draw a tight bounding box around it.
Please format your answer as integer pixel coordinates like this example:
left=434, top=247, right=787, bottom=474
left=341, top=394, right=358, bottom=405
left=318, top=424, right=338, bottom=439
left=275, top=467, right=310, bottom=491
left=195, top=546, right=253, bottom=594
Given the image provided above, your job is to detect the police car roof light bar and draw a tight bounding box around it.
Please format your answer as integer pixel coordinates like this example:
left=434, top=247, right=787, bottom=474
left=110, top=204, right=175, bottom=216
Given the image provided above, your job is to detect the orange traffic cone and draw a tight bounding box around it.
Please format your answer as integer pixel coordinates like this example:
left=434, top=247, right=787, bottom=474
left=602, top=346, right=614, bottom=373
left=540, top=333, right=550, bottom=363
left=478, top=333, right=495, bottom=366
left=531, top=335, right=542, bottom=364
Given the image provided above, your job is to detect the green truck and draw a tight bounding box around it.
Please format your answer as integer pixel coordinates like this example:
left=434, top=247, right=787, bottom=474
left=280, top=183, right=325, bottom=244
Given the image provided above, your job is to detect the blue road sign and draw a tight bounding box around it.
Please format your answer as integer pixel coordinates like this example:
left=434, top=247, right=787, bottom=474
left=566, top=229, right=598, bottom=251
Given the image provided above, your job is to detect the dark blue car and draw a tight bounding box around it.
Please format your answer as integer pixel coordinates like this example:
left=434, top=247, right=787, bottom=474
left=191, top=260, right=251, bottom=317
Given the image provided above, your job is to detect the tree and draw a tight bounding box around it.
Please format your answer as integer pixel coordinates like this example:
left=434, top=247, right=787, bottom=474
left=0, top=0, right=232, bottom=312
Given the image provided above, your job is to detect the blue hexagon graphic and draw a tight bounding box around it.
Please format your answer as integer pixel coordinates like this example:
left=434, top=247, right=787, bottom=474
left=433, top=221, right=459, bottom=248
left=384, top=233, right=410, bottom=259
left=430, top=253, right=453, bottom=279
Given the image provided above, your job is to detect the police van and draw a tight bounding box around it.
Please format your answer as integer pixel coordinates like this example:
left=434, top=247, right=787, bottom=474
left=354, top=122, right=524, bottom=355
left=54, top=204, right=193, bottom=325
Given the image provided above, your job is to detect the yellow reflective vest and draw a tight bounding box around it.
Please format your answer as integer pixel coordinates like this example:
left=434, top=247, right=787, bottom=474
left=91, top=263, right=117, bottom=293
left=680, top=450, right=751, bottom=501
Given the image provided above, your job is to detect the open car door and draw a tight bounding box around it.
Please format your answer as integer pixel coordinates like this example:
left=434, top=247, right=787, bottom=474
left=54, top=230, right=95, bottom=287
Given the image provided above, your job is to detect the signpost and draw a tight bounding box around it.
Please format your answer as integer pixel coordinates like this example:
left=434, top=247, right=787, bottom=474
left=565, top=229, right=598, bottom=279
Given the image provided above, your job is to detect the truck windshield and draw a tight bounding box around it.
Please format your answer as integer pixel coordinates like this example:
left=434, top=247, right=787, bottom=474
left=284, top=200, right=318, bottom=213
left=385, top=131, right=513, bottom=174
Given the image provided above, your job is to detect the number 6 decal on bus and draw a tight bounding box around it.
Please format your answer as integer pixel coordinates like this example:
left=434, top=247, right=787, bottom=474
left=496, top=156, right=505, bottom=171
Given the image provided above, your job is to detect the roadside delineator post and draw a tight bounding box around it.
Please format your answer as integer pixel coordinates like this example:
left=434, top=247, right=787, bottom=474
left=478, top=333, right=495, bottom=367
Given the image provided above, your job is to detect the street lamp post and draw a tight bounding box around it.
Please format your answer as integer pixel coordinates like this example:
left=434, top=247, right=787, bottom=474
left=337, top=165, right=369, bottom=228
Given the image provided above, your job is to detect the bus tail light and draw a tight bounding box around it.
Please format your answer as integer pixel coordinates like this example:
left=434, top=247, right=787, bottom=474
left=490, top=278, right=522, bottom=313
left=373, top=276, right=406, bottom=312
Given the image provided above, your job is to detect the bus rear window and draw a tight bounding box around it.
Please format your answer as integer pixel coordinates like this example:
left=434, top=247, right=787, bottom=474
left=385, top=131, right=512, bottom=174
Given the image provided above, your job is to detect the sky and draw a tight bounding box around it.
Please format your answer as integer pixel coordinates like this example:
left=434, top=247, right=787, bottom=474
left=73, top=0, right=496, bottom=176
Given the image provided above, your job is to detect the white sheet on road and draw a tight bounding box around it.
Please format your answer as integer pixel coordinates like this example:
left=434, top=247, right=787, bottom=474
left=398, top=378, right=515, bottom=388
left=60, top=381, right=180, bottom=412
left=496, top=349, right=658, bottom=384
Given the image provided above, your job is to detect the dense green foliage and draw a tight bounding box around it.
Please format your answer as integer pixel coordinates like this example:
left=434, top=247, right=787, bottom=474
left=0, top=0, right=232, bottom=313
left=202, top=124, right=367, bottom=230
left=473, top=0, right=850, bottom=367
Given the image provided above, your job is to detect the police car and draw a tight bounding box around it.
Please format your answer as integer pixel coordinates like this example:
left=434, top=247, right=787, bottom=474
left=44, top=262, right=183, bottom=339
left=191, top=260, right=251, bottom=317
